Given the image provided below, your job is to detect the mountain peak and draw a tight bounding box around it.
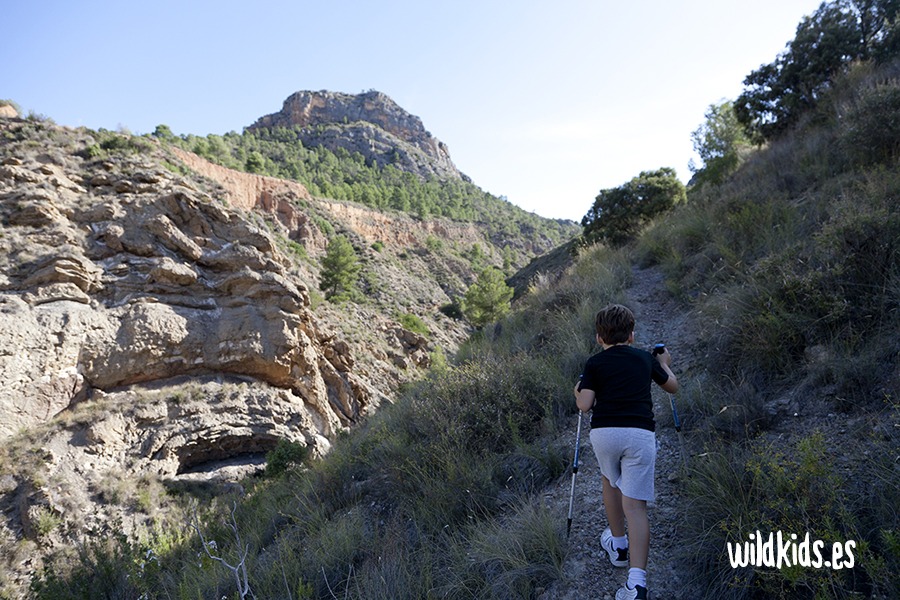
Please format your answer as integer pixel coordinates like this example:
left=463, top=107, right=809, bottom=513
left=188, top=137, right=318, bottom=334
left=248, top=90, right=463, bottom=181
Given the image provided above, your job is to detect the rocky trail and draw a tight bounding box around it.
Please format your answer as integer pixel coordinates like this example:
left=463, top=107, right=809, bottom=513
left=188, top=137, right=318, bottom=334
left=540, top=265, right=705, bottom=600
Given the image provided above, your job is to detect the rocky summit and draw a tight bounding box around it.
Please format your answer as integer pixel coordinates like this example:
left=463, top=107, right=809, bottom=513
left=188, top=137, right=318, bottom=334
left=249, top=90, right=463, bottom=181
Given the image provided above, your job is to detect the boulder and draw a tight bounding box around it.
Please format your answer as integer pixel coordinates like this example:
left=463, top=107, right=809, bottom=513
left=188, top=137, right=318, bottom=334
left=0, top=104, right=18, bottom=119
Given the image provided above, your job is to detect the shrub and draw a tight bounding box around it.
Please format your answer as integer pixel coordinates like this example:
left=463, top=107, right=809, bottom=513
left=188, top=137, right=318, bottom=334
left=840, top=81, right=900, bottom=166
left=439, top=299, right=464, bottom=320
left=582, top=167, right=686, bottom=247
left=436, top=499, right=566, bottom=599
left=30, top=532, right=158, bottom=599
left=264, top=439, right=310, bottom=477
left=285, top=239, right=308, bottom=260
left=462, top=267, right=514, bottom=327
left=32, top=507, right=62, bottom=538
left=424, top=235, right=444, bottom=252
left=713, top=191, right=900, bottom=381
left=683, top=431, right=892, bottom=599
left=397, top=312, right=429, bottom=336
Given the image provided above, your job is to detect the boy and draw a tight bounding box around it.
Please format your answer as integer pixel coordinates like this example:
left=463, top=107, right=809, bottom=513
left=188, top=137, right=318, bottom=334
left=574, top=304, right=678, bottom=600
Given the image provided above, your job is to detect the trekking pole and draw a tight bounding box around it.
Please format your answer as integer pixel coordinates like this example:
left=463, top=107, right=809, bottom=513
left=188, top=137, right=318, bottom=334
left=669, top=392, right=689, bottom=473
left=654, top=344, right=689, bottom=474
left=566, top=409, right=584, bottom=539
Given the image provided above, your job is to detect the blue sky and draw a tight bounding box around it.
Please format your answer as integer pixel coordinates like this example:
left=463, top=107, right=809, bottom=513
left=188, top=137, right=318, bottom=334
left=3, top=0, right=824, bottom=221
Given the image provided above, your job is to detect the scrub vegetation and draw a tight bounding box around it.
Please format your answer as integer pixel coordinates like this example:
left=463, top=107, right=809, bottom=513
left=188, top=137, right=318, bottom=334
left=635, top=57, right=900, bottom=600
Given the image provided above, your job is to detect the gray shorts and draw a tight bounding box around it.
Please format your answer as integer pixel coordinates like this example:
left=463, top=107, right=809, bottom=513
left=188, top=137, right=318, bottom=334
left=589, top=427, right=656, bottom=501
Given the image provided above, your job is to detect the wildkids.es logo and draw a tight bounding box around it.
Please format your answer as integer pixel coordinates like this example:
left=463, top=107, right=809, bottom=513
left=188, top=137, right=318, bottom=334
left=727, top=531, right=856, bottom=570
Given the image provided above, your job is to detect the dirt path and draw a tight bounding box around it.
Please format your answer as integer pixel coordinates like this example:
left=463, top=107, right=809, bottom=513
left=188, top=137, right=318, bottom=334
left=540, top=265, right=705, bottom=600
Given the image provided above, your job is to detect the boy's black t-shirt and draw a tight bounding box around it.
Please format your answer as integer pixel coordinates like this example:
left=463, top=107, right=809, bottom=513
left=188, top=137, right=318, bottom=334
left=580, top=345, right=669, bottom=432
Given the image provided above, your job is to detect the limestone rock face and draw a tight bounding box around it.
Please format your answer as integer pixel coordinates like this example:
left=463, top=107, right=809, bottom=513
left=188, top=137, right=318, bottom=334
left=249, top=90, right=463, bottom=181
left=0, top=120, right=375, bottom=445
left=168, top=147, right=325, bottom=249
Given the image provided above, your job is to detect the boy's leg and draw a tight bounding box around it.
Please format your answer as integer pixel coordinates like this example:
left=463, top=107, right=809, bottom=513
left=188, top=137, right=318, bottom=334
left=602, top=475, right=626, bottom=537
left=621, top=495, right=649, bottom=569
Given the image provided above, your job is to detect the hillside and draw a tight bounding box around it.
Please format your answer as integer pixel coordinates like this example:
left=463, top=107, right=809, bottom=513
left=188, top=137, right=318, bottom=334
left=0, top=102, right=576, bottom=596
left=163, top=89, right=577, bottom=265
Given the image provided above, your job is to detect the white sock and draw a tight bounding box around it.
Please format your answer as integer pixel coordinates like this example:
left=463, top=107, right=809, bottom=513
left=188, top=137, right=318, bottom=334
left=613, top=534, right=628, bottom=550
left=627, top=567, right=647, bottom=589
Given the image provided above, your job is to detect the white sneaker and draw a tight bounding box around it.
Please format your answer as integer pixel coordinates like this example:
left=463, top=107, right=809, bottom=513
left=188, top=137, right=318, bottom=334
left=601, top=527, right=628, bottom=567
left=615, top=583, right=649, bottom=600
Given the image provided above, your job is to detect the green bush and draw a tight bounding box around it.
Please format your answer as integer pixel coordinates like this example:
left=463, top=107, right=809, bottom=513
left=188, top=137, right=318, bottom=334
left=462, top=267, right=514, bottom=327
left=397, top=312, right=429, bottom=336
left=439, top=299, right=464, bottom=320
left=424, top=235, right=444, bottom=252
left=264, top=439, right=310, bottom=477
left=32, top=507, right=62, bottom=538
left=30, top=532, right=159, bottom=599
left=285, top=239, right=308, bottom=260
left=582, top=167, right=686, bottom=247
left=78, top=128, right=153, bottom=160
left=841, top=82, right=900, bottom=166
left=710, top=191, right=900, bottom=381
left=436, top=499, right=566, bottom=599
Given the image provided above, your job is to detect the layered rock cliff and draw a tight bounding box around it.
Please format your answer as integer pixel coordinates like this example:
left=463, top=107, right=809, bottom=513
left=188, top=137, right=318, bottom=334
left=0, top=116, right=476, bottom=589
left=0, top=124, right=371, bottom=445
left=0, top=99, right=564, bottom=593
left=249, top=90, right=463, bottom=181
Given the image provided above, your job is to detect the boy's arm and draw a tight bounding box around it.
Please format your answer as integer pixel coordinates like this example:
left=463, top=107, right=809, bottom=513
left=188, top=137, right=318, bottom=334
left=573, top=381, right=596, bottom=413
left=659, top=365, right=679, bottom=393
left=655, top=347, right=680, bottom=394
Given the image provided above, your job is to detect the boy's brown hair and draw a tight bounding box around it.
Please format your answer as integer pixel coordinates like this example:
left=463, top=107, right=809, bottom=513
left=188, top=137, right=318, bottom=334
left=595, top=304, right=635, bottom=345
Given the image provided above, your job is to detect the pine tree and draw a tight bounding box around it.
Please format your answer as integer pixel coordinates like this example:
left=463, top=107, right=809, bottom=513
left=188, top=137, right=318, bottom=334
left=319, top=235, right=360, bottom=301
left=462, top=267, right=514, bottom=327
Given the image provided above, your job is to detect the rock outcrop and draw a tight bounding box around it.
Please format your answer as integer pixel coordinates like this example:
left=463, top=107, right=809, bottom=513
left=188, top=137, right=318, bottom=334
left=249, top=90, right=463, bottom=181
left=169, top=147, right=326, bottom=249
left=0, top=135, right=370, bottom=444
